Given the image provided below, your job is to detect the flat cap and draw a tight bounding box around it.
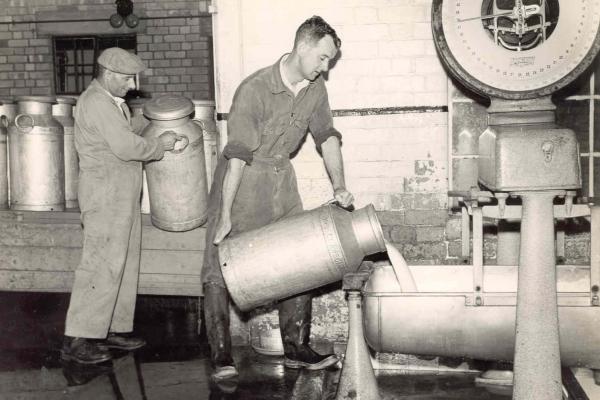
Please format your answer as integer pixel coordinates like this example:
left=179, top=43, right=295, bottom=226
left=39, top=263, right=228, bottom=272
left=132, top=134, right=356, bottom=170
left=97, top=47, right=145, bottom=75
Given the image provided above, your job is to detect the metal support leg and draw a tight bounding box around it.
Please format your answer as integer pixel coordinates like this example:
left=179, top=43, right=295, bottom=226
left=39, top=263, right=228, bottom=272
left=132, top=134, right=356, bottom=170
left=513, top=191, right=562, bottom=400
left=336, top=272, right=380, bottom=400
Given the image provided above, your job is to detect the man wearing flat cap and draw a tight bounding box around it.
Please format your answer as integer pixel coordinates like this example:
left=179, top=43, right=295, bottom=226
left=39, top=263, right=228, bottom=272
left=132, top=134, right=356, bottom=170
left=61, top=47, right=180, bottom=364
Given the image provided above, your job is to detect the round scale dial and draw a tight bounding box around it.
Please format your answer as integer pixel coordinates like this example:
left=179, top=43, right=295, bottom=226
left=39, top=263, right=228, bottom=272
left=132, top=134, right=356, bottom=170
left=432, top=0, right=600, bottom=99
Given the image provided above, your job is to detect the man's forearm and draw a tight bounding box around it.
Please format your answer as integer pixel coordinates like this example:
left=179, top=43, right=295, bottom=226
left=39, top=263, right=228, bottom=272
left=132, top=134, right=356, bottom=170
left=220, top=158, right=246, bottom=217
left=321, top=136, right=346, bottom=191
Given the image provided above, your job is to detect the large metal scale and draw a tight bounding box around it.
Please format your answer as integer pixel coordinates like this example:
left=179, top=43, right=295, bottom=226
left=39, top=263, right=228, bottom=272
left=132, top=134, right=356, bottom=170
left=357, top=2, right=600, bottom=400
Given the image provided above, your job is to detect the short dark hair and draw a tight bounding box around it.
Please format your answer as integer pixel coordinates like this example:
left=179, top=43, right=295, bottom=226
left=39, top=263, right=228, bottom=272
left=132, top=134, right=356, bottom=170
left=294, top=16, right=341, bottom=49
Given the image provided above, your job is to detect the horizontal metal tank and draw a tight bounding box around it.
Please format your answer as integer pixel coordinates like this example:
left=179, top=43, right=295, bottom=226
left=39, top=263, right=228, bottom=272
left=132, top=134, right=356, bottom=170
left=219, top=204, right=386, bottom=311
left=362, top=263, right=600, bottom=369
left=52, top=96, right=78, bottom=209
left=142, top=95, right=208, bottom=231
left=9, top=96, right=65, bottom=211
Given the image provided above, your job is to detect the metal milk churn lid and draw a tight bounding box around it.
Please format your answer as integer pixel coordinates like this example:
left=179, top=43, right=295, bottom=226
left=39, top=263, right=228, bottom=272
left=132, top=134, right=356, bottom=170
left=141, top=95, right=208, bottom=231
left=9, top=96, right=65, bottom=211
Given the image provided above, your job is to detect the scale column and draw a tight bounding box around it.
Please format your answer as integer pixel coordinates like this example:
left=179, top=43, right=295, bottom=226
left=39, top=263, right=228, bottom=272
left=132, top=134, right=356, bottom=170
left=512, top=190, right=562, bottom=400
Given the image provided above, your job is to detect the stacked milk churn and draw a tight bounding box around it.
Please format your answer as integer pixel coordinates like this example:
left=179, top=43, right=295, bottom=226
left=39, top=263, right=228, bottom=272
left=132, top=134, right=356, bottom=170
left=127, top=97, right=152, bottom=214
left=192, top=99, right=218, bottom=190
left=9, top=96, right=65, bottom=211
left=141, top=95, right=209, bottom=232
left=1, top=96, right=79, bottom=212
left=52, top=97, right=78, bottom=209
left=0, top=97, right=17, bottom=209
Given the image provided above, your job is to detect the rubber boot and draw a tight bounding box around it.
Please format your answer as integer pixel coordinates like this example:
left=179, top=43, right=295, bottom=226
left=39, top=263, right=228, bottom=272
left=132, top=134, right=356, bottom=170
left=278, top=294, right=339, bottom=370
left=203, top=283, right=238, bottom=381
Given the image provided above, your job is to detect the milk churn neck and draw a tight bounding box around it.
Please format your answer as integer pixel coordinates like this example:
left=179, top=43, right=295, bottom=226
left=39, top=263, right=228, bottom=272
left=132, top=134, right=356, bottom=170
left=143, top=95, right=194, bottom=121
left=16, top=96, right=57, bottom=104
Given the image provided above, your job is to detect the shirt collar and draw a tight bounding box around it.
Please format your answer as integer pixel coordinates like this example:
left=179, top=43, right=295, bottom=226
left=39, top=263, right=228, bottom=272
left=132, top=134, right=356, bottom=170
left=279, top=54, right=309, bottom=96
left=90, top=79, right=126, bottom=107
left=268, top=54, right=314, bottom=95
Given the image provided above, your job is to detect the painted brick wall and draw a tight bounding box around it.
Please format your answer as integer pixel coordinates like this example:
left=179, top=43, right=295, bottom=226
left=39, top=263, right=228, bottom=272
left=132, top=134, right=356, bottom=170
left=0, top=0, right=213, bottom=99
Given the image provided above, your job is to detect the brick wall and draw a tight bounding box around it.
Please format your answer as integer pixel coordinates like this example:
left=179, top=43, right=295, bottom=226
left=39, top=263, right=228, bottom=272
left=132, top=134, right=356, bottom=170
left=0, top=0, right=213, bottom=100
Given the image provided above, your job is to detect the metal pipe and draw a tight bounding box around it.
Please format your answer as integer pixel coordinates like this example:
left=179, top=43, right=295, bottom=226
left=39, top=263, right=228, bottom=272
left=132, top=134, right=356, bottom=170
left=513, top=191, right=562, bottom=400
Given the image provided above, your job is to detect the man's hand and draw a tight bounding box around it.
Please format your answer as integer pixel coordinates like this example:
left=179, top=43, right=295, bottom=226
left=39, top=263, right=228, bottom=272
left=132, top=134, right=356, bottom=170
left=213, top=214, right=232, bottom=245
left=158, top=130, right=179, bottom=151
left=334, top=187, right=354, bottom=208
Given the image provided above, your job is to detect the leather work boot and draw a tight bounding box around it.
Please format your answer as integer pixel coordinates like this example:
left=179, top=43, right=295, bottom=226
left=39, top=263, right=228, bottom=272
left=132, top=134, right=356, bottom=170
left=278, top=294, right=339, bottom=370
left=61, top=336, right=112, bottom=364
left=204, top=283, right=239, bottom=381
left=102, top=333, right=146, bottom=351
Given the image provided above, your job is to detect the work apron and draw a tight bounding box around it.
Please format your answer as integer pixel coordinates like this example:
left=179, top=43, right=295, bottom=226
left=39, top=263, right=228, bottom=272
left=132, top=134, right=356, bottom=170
left=201, top=154, right=303, bottom=287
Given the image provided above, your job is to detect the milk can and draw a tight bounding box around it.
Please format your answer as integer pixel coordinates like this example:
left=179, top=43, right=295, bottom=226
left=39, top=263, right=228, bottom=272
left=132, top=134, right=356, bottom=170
left=9, top=96, right=65, bottom=211
left=52, top=96, right=78, bottom=209
left=0, top=97, right=17, bottom=127
left=0, top=121, right=7, bottom=209
left=1, top=97, right=17, bottom=208
left=218, top=203, right=386, bottom=311
left=192, top=100, right=218, bottom=189
left=128, top=97, right=151, bottom=214
left=142, top=95, right=208, bottom=231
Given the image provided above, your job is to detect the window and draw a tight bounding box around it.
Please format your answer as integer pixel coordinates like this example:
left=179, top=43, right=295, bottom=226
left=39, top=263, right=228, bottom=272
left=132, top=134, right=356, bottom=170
left=53, top=34, right=136, bottom=95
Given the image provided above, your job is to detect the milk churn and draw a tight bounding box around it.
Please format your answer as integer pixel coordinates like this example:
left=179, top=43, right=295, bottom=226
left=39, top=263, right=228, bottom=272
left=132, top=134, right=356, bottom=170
left=128, top=97, right=151, bottom=214
left=9, top=96, right=65, bottom=211
left=0, top=97, right=17, bottom=127
left=52, top=96, right=78, bottom=209
left=0, top=120, right=7, bottom=209
left=0, top=97, right=17, bottom=208
left=218, top=203, right=386, bottom=311
left=192, top=100, right=218, bottom=189
left=128, top=97, right=151, bottom=130
left=142, top=95, right=208, bottom=231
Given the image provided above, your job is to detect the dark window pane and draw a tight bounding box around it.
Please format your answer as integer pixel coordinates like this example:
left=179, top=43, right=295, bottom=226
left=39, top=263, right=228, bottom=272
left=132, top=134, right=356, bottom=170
left=594, top=100, right=600, bottom=153
left=556, top=99, right=590, bottom=152
left=580, top=156, right=590, bottom=198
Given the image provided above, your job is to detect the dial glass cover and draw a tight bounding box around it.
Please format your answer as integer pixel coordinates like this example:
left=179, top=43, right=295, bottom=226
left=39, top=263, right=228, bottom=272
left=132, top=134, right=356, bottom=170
left=434, top=0, right=600, bottom=98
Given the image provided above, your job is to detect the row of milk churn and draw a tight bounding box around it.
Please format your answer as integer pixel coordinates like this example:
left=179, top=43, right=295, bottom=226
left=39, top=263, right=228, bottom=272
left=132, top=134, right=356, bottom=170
left=0, top=96, right=77, bottom=211
left=0, top=95, right=217, bottom=232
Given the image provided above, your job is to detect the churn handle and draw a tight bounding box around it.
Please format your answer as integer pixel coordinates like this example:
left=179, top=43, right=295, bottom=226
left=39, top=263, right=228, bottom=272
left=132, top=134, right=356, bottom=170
left=170, top=133, right=189, bottom=154
left=14, top=114, right=34, bottom=133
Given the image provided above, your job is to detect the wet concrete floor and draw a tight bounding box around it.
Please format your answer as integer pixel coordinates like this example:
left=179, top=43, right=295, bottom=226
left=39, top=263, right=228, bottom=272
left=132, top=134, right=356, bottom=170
left=0, top=291, right=528, bottom=399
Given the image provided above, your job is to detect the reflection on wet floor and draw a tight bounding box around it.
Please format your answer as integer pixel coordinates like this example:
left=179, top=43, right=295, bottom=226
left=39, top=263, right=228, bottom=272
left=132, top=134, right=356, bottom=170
left=0, top=292, right=514, bottom=399
left=0, top=347, right=515, bottom=400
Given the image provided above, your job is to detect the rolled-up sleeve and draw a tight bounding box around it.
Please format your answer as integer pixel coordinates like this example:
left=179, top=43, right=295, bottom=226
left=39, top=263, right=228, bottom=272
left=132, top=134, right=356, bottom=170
left=308, top=86, right=342, bottom=150
left=83, top=95, right=164, bottom=162
left=222, top=82, right=261, bottom=165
